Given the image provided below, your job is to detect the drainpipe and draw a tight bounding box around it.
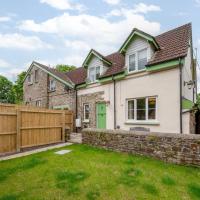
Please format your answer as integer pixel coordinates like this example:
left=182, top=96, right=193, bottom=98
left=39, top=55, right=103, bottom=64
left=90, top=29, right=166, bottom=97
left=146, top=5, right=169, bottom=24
left=75, top=87, right=78, bottom=133
left=112, top=76, right=116, bottom=129
left=179, top=58, right=183, bottom=134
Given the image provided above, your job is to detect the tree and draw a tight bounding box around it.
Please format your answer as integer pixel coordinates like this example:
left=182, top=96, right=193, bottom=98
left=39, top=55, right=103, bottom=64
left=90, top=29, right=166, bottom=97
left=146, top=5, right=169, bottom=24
left=13, top=71, right=26, bottom=104
left=0, top=75, right=15, bottom=103
left=56, top=64, right=76, bottom=72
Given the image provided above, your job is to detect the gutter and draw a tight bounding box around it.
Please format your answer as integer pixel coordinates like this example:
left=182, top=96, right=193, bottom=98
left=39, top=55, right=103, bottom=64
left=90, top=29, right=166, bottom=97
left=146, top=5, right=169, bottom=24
left=179, top=58, right=183, bottom=134
left=112, top=76, right=116, bottom=129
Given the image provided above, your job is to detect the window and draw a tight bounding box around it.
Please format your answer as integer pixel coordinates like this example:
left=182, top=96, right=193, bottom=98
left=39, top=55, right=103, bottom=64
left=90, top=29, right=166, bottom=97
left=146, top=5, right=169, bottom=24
left=88, top=66, right=101, bottom=82
left=129, top=54, right=136, bottom=72
left=127, top=96, right=157, bottom=121
left=49, top=80, right=56, bottom=91
left=35, top=70, right=39, bottom=83
left=83, top=104, right=90, bottom=122
left=128, top=48, right=147, bottom=72
left=27, top=74, right=32, bottom=84
left=138, top=49, right=147, bottom=70
left=36, top=100, right=41, bottom=107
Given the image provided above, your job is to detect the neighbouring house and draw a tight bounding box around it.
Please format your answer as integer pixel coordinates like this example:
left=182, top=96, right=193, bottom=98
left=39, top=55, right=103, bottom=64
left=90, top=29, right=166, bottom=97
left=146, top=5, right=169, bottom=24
left=23, top=23, right=197, bottom=134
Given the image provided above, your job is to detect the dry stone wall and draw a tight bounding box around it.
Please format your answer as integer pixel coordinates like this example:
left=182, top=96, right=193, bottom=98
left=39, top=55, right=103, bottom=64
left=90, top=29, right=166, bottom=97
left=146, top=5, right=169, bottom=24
left=82, top=128, right=200, bottom=166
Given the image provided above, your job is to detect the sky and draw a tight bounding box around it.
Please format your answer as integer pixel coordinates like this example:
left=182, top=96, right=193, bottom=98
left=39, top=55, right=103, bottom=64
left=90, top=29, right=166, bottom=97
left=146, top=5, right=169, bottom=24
left=0, top=0, right=200, bottom=85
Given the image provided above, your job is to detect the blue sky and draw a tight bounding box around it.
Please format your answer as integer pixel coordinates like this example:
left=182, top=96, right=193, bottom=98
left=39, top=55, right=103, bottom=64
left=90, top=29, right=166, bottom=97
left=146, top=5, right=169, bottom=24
left=0, top=0, right=200, bottom=83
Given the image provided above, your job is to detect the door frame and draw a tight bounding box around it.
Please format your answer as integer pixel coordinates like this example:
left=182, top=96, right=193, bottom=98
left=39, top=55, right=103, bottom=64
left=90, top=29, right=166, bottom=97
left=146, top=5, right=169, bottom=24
left=96, top=102, right=106, bottom=129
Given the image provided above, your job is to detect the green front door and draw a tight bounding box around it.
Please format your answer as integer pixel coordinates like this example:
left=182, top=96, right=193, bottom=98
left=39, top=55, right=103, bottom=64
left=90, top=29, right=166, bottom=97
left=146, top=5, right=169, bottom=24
left=97, top=103, right=106, bottom=129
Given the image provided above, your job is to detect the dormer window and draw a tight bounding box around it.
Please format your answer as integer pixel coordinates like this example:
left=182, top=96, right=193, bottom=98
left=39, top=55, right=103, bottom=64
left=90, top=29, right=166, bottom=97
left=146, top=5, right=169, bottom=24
left=128, top=48, right=147, bottom=73
left=89, top=66, right=100, bottom=83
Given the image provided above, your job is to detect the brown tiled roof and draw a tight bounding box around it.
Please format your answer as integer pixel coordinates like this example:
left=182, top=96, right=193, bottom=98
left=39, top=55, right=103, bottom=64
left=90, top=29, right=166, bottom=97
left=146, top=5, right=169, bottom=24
left=147, top=23, right=191, bottom=66
left=33, top=61, right=74, bottom=86
left=101, top=52, right=125, bottom=78
left=33, top=23, right=191, bottom=86
left=65, top=67, right=87, bottom=85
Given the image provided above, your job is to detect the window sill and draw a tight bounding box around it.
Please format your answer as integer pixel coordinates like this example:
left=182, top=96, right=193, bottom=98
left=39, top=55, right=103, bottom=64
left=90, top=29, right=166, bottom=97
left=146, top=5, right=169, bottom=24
left=125, top=120, right=159, bottom=125
left=48, top=90, right=56, bottom=93
left=127, top=69, right=146, bottom=75
left=83, top=120, right=90, bottom=123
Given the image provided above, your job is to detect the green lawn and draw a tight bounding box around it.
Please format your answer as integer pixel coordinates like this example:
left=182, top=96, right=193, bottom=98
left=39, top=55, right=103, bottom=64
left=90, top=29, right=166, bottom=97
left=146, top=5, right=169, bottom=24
left=0, top=144, right=200, bottom=200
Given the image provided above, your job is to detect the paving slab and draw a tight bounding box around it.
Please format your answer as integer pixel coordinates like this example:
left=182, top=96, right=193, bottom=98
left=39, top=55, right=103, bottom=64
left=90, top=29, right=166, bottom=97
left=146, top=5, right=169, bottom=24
left=0, top=143, right=73, bottom=161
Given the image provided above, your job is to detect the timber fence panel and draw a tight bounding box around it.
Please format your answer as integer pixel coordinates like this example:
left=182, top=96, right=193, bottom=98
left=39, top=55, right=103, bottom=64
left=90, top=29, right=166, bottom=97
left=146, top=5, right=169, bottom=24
left=0, top=103, right=73, bottom=155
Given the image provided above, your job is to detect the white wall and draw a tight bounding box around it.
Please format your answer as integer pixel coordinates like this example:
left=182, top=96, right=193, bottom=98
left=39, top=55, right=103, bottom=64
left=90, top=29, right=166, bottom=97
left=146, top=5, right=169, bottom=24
left=182, top=111, right=190, bottom=134
left=115, top=68, right=181, bottom=133
left=182, top=46, right=195, bottom=102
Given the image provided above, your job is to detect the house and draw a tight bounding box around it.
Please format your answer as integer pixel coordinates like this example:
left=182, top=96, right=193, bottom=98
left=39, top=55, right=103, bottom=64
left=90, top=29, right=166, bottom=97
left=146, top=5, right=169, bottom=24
left=23, top=23, right=197, bottom=134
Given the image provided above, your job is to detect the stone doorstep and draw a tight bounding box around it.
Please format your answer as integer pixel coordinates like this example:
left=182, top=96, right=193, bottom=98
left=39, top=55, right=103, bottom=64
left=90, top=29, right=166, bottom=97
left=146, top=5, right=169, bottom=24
left=0, top=142, right=73, bottom=161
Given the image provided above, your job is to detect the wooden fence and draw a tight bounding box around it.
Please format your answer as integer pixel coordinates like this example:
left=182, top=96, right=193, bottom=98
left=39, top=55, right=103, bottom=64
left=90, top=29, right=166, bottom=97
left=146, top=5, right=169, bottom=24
left=0, top=103, right=73, bottom=155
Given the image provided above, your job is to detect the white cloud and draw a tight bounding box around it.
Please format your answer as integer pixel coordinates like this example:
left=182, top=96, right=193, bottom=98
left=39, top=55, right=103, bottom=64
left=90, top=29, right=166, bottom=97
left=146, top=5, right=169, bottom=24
left=107, top=3, right=161, bottom=17
left=64, top=40, right=90, bottom=51
left=19, top=12, right=160, bottom=55
left=40, top=0, right=86, bottom=11
left=0, top=33, right=52, bottom=50
left=0, top=59, right=10, bottom=68
left=0, top=16, right=11, bottom=22
left=132, top=3, right=161, bottom=14
left=196, top=0, right=200, bottom=6
left=103, top=0, right=121, bottom=5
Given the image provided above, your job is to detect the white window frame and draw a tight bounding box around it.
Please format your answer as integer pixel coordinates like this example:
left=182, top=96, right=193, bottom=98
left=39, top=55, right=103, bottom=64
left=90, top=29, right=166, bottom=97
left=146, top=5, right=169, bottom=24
left=126, top=96, right=158, bottom=123
left=88, top=66, right=101, bottom=83
left=36, top=100, right=41, bottom=107
left=27, top=74, right=33, bottom=84
left=49, top=79, right=56, bottom=91
left=128, top=48, right=148, bottom=73
left=83, top=103, right=90, bottom=122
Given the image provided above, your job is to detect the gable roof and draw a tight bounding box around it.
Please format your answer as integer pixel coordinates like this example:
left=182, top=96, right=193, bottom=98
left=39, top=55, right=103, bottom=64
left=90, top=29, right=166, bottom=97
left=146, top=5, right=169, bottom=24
left=119, top=28, right=160, bottom=53
left=24, top=61, right=75, bottom=88
left=25, top=23, right=192, bottom=87
left=147, top=23, right=191, bottom=66
left=82, top=49, right=112, bottom=67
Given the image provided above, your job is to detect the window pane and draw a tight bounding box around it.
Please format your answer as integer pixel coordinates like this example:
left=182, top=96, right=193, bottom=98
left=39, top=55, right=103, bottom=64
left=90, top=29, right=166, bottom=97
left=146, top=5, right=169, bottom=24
left=128, top=100, right=134, bottom=119
left=138, top=49, right=147, bottom=70
left=136, top=98, right=146, bottom=120
left=129, top=54, right=136, bottom=72
left=84, top=104, right=89, bottom=119
left=148, top=97, right=156, bottom=120
left=89, top=68, right=95, bottom=82
left=96, top=66, right=100, bottom=79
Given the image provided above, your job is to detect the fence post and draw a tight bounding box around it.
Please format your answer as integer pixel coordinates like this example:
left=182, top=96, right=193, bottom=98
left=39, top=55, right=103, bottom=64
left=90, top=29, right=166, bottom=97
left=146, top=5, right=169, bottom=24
left=16, top=109, right=21, bottom=152
left=62, top=111, right=65, bottom=142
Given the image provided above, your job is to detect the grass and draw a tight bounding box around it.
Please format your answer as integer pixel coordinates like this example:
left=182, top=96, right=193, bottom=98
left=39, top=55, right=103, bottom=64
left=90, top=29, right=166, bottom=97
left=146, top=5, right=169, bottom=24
left=0, top=144, right=200, bottom=200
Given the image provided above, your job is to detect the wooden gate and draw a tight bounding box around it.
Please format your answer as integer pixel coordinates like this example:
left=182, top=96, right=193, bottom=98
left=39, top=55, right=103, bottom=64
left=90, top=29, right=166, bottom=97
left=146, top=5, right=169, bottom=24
left=0, top=103, right=73, bottom=155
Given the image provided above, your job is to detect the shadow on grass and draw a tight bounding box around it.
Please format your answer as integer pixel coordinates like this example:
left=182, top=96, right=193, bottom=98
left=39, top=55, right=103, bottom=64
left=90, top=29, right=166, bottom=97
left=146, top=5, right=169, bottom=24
left=188, top=183, right=200, bottom=199
left=86, top=190, right=100, bottom=200
left=142, top=183, right=159, bottom=195
left=0, top=157, right=47, bottom=182
left=56, top=170, right=89, bottom=195
left=119, top=168, right=142, bottom=187
left=161, top=175, right=176, bottom=186
left=0, top=194, right=19, bottom=200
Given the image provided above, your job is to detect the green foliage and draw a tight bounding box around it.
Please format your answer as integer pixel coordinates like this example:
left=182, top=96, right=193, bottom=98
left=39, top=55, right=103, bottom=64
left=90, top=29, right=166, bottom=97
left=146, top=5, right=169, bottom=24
left=56, top=64, right=76, bottom=72
left=13, top=71, right=26, bottom=104
left=0, top=75, right=15, bottom=103
left=196, top=93, right=200, bottom=109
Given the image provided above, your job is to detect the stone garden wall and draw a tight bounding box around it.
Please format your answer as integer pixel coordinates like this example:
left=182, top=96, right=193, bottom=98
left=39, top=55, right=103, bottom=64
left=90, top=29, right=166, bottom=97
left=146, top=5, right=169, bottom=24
left=82, top=129, right=200, bottom=166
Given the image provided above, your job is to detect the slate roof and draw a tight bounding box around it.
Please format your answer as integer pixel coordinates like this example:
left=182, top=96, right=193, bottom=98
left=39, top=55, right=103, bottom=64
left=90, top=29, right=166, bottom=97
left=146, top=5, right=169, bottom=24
left=31, top=23, right=192, bottom=86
